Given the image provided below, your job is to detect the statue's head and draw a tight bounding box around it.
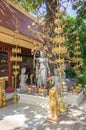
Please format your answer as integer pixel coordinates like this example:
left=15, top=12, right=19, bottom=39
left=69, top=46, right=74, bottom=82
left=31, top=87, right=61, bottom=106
left=40, top=51, right=45, bottom=58
left=49, top=87, right=58, bottom=99
left=21, top=68, right=26, bottom=74
left=54, top=68, right=59, bottom=76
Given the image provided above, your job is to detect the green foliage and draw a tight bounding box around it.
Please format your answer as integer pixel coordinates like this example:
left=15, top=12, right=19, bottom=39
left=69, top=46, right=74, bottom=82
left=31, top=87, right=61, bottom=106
left=78, top=22, right=86, bottom=60
left=10, top=0, right=43, bottom=12
left=10, top=0, right=86, bottom=68
left=83, top=71, right=86, bottom=88
left=64, top=16, right=76, bottom=57
left=77, top=60, right=86, bottom=88
left=77, top=71, right=86, bottom=88
left=74, top=1, right=86, bottom=61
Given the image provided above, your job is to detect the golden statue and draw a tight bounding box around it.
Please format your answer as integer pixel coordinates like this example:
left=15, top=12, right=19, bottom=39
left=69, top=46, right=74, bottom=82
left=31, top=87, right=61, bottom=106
left=47, top=87, right=60, bottom=122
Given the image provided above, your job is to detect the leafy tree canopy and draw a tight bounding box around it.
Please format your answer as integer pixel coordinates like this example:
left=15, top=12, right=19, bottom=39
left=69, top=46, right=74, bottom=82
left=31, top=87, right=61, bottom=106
left=10, top=0, right=86, bottom=61
left=10, top=0, right=84, bottom=12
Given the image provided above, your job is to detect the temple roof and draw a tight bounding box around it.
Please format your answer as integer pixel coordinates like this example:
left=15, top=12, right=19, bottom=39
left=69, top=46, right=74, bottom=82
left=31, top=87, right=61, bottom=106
left=0, top=0, right=43, bottom=43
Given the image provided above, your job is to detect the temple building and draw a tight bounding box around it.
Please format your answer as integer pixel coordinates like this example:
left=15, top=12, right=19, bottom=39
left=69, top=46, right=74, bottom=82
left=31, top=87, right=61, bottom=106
left=0, top=0, right=43, bottom=92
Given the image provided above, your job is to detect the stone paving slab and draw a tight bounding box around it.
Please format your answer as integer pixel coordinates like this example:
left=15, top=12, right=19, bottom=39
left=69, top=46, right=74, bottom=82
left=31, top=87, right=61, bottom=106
left=0, top=103, right=47, bottom=130
left=1, top=104, right=86, bottom=130
left=0, top=97, right=86, bottom=130
left=0, top=120, right=22, bottom=130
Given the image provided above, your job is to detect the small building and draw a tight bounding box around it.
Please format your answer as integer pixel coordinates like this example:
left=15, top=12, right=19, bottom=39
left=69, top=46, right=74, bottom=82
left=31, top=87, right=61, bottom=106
left=0, top=0, right=43, bottom=92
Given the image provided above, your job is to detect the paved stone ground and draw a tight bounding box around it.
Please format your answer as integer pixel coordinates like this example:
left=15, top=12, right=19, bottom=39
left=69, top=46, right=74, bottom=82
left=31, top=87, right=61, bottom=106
left=0, top=97, right=86, bottom=130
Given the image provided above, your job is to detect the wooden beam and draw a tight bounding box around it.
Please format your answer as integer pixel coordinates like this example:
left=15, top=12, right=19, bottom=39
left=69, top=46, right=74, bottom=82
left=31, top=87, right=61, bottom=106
left=0, top=26, right=43, bottom=49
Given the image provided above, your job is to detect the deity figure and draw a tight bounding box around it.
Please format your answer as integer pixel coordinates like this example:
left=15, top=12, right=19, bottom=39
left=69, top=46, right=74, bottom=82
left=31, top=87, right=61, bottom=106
left=20, top=68, right=28, bottom=91
left=47, top=68, right=60, bottom=93
left=52, top=68, right=60, bottom=90
left=61, top=63, right=66, bottom=82
left=34, top=50, right=50, bottom=88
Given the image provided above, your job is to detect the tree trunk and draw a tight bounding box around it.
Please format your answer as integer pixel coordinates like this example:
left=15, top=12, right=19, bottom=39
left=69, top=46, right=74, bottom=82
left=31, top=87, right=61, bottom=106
left=43, top=0, right=59, bottom=74
left=43, top=0, right=59, bottom=38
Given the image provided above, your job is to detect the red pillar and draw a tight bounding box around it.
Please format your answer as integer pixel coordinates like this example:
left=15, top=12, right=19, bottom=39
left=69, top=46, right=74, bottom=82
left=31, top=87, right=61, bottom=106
left=6, top=50, right=14, bottom=93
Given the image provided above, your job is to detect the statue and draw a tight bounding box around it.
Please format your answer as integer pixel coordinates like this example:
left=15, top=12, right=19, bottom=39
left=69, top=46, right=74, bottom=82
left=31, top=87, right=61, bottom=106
left=34, top=50, right=50, bottom=88
left=52, top=68, right=60, bottom=89
left=47, top=87, right=60, bottom=122
left=20, top=68, right=28, bottom=91
left=47, top=68, right=60, bottom=94
left=61, top=63, right=66, bottom=82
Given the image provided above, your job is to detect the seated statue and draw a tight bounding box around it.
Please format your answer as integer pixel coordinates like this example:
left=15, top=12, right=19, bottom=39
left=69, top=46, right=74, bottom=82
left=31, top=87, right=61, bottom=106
left=20, top=68, right=28, bottom=91
left=47, top=87, right=60, bottom=122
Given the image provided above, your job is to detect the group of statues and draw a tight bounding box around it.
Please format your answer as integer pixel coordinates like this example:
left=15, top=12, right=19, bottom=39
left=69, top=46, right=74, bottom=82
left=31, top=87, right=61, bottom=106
left=20, top=48, right=66, bottom=91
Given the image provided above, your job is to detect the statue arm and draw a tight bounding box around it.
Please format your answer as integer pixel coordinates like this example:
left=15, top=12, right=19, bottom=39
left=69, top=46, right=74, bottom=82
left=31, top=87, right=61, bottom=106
left=34, top=51, right=38, bottom=61
left=52, top=76, right=55, bottom=85
left=46, top=58, right=50, bottom=76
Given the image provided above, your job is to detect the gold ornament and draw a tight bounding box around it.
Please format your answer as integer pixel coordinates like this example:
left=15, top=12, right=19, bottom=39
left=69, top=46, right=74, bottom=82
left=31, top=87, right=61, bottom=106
left=59, top=100, right=66, bottom=112
left=13, top=94, right=18, bottom=103
left=47, top=88, right=60, bottom=122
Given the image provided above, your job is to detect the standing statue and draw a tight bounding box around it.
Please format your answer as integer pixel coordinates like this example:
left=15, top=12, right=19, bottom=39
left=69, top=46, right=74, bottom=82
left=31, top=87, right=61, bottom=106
left=34, top=50, right=50, bottom=88
left=61, top=63, right=66, bottom=82
left=52, top=68, right=60, bottom=90
left=20, top=68, right=28, bottom=91
left=47, top=68, right=60, bottom=93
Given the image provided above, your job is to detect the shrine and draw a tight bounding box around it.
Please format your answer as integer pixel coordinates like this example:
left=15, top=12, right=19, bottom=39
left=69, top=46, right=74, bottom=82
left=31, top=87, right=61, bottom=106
left=0, top=0, right=43, bottom=93
left=0, top=0, right=85, bottom=106
left=0, top=0, right=86, bottom=128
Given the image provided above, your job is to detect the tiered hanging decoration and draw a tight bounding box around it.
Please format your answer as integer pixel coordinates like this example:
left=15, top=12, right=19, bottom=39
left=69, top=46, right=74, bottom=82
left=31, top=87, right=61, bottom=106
left=52, top=6, right=68, bottom=112
left=72, top=33, right=82, bottom=76
left=10, top=27, right=22, bottom=103
left=72, top=33, right=82, bottom=95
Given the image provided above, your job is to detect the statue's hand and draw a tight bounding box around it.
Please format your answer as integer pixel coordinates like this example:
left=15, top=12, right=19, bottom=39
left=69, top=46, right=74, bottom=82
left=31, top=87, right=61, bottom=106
left=48, top=70, right=50, bottom=76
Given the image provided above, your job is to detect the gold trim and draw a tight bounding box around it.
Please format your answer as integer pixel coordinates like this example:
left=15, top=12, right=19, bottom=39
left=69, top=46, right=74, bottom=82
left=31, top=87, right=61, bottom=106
left=0, top=26, right=43, bottom=49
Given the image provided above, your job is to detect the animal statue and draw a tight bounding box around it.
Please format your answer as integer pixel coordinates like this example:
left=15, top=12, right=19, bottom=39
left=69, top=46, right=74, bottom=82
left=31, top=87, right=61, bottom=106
left=47, top=87, right=60, bottom=122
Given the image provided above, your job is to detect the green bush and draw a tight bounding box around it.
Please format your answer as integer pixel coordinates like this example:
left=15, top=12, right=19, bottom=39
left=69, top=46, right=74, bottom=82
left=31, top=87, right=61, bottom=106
left=77, top=71, right=86, bottom=88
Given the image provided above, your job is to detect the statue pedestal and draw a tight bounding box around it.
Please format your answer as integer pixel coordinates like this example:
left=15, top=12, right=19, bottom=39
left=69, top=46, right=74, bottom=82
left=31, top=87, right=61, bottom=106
left=17, top=90, right=84, bottom=108
left=18, top=93, right=48, bottom=108
left=63, top=90, right=85, bottom=106
left=6, top=92, right=14, bottom=100
left=46, top=116, right=58, bottom=123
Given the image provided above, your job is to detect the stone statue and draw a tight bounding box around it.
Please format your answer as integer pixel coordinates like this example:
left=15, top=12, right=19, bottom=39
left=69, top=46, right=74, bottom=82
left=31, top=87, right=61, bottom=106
left=34, top=50, right=50, bottom=88
left=52, top=68, right=60, bottom=90
left=47, top=68, right=60, bottom=93
left=20, top=68, right=28, bottom=91
left=61, top=63, right=66, bottom=82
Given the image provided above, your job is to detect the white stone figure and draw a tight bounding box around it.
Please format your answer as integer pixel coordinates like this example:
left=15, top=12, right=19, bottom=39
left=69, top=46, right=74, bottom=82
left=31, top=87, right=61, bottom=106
left=61, top=63, right=67, bottom=92
left=20, top=68, right=28, bottom=91
left=35, top=60, right=39, bottom=83
left=52, top=68, right=60, bottom=90
left=61, top=63, right=66, bottom=82
left=62, top=70, right=66, bottom=82
left=34, top=50, right=50, bottom=87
